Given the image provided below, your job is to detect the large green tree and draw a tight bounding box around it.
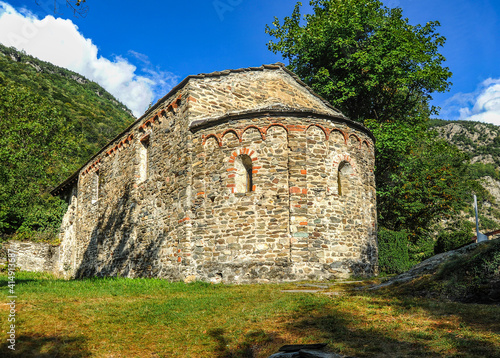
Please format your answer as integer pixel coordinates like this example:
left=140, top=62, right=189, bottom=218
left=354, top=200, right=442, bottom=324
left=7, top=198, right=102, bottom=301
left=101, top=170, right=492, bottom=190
left=267, top=0, right=477, bottom=265
left=266, top=0, right=451, bottom=123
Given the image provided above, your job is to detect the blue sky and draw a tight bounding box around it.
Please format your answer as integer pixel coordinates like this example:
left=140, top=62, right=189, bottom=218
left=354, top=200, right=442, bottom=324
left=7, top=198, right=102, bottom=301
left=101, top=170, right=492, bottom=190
left=0, top=0, right=499, bottom=124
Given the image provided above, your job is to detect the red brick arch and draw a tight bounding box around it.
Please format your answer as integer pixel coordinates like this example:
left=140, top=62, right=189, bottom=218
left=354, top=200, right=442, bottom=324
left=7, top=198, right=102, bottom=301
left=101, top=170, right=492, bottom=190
left=329, top=128, right=348, bottom=144
left=332, top=153, right=358, bottom=174
left=306, top=124, right=330, bottom=140
left=220, top=129, right=241, bottom=145
left=347, top=133, right=362, bottom=149
left=226, top=148, right=259, bottom=193
left=241, top=125, right=265, bottom=141
left=202, top=134, right=222, bottom=147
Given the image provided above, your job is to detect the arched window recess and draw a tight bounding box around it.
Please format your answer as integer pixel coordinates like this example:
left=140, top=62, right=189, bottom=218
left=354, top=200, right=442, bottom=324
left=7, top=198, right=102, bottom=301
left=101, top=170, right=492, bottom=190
left=337, top=161, right=353, bottom=196
left=234, top=154, right=253, bottom=194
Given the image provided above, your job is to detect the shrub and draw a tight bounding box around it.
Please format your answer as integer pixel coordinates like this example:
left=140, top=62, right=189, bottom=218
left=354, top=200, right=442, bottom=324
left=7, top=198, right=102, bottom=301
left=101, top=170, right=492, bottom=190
left=434, top=220, right=474, bottom=254
left=378, top=228, right=411, bottom=274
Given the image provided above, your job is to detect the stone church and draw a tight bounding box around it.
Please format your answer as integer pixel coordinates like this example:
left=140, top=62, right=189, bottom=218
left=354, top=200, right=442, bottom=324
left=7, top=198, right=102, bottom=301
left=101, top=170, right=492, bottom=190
left=51, top=63, right=378, bottom=283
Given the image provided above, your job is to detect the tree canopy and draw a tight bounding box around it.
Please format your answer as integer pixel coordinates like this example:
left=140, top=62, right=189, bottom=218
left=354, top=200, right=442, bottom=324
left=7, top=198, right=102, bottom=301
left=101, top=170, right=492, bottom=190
left=266, top=0, right=452, bottom=124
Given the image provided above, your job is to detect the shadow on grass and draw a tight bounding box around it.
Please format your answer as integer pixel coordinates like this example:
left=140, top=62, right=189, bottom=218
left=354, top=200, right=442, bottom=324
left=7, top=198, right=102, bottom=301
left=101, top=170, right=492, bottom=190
left=0, top=278, right=38, bottom=287
left=208, top=328, right=283, bottom=358
left=282, top=289, right=500, bottom=357
left=0, top=334, right=89, bottom=357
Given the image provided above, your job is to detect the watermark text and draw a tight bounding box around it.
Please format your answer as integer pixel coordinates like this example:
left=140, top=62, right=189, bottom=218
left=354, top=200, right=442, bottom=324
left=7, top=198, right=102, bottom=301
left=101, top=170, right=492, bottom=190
left=213, top=0, right=243, bottom=21
left=6, top=249, right=17, bottom=351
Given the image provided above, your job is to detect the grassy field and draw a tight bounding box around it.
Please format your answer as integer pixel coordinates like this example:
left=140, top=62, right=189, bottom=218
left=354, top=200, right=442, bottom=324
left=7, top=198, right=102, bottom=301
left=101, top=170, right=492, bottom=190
left=1, top=272, right=499, bottom=358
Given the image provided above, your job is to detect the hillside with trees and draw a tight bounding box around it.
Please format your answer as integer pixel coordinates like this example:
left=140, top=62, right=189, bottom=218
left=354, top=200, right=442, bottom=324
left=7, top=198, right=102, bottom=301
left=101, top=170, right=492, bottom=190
left=431, top=119, right=500, bottom=232
left=0, top=44, right=135, bottom=242
left=431, top=119, right=500, bottom=168
left=0, top=43, right=135, bottom=157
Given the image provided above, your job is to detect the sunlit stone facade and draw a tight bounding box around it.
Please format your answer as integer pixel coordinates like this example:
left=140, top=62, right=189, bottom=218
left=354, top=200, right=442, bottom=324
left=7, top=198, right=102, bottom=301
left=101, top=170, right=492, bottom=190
left=52, top=64, right=378, bottom=282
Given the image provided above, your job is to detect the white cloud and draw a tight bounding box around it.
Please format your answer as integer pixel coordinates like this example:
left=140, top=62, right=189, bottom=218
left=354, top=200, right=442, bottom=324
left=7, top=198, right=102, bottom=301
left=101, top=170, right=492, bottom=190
left=0, top=2, right=178, bottom=117
left=445, top=79, right=500, bottom=126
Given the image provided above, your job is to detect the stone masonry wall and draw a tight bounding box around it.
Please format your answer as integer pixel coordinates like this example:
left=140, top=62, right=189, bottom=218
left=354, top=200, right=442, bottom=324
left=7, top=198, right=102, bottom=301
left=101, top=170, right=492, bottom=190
left=0, top=240, right=59, bottom=273
left=55, top=86, right=193, bottom=279
left=186, top=68, right=342, bottom=120
left=189, top=115, right=376, bottom=282
left=52, top=64, right=377, bottom=282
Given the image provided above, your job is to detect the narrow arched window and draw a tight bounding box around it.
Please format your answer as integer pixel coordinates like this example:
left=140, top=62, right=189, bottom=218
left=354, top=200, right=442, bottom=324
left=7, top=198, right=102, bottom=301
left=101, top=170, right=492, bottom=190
left=234, top=154, right=253, bottom=193
left=92, top=170, right=99, bottom=204
left=139, top=134, right=150, bottom=182
left=338, top=161, right=353, bottom=196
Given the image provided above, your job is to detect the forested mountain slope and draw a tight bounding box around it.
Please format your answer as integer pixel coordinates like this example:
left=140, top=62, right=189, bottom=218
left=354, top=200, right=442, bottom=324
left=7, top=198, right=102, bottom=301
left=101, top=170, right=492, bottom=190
left=0, top=44, right=136, bottom=240
left=0, top=43, right=135, bottom=160
left=431, top=119, right=500, bottom=232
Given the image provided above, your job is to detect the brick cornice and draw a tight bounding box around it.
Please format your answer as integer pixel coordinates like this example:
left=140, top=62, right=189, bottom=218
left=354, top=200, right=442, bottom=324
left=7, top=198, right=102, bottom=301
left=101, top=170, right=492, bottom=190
left=190, top=107, right=376, bottom=143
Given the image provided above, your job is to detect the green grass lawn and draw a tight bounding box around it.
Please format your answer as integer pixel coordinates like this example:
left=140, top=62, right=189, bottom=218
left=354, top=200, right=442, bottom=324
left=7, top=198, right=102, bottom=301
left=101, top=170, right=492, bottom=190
left=1, top=272, right=499, bottom=357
